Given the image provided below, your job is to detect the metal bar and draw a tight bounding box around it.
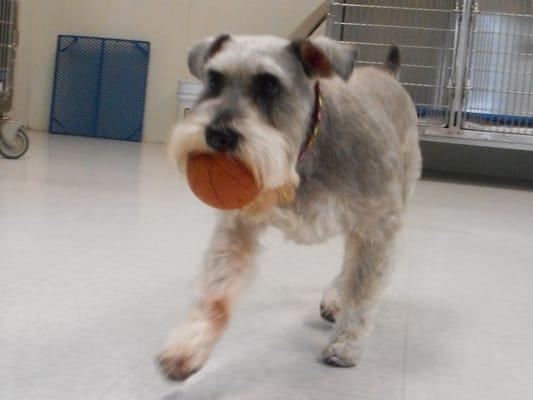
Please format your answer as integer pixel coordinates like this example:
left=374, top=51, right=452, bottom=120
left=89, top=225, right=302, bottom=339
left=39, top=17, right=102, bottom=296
left=473, top=1, right=491, bottom=129
left=339, top=40, right=453, bottom=51
left=523, top=2, right=533, bottom=131
left=325, top=0, right=334, bottom=39
left=434, top=2, right=456, bottom=117
left=1, top=0, right=5, bottom=91
left=485, top=3, right=500, bottom=130
left=465, top=107, right=533, bottom=117
left=459, top=0, right=478, bottom=129
left=449, top=0, right=474, bottom=133
left=356, top=61, right=381, bottom=65
left=403, top=82, right=449, bottom=88
left=472, top=49, right=533, bottom=58
left=0, top=0, right=9, bottom=99
left=480, top=11, right=533, bottom=18
left=358, top=60, right=451, bottom=70
left=0, top=0, right=17, bottom=114
left=93, top=39, right=106, bottom=135
left=502, top=5, right=520, bottom=128
left=474, top=30, right=533, bottom=39
left=338, top=0, right=347, bottom=42
left=325, top=0, right=343, bottom=42
left=331, top=3, right=456, bottom=14
left=49, top=36, right=63, bottom=133
left=333, top=21, right=454, bottom=32
left=513, top=0, right=529, bottom=128
left=417, top=103, right=450, bottom=108
left=469, top=88, right=533, bottom=96
left=469, top=67, right=533, bottom=77
left=446, top=0, right=462, bottom=121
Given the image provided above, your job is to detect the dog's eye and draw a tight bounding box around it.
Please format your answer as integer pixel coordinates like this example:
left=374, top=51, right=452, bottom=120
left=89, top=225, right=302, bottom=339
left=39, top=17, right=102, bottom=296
left=253, top=73, right=281, bottom=98
left=206, top=71, right=224, bottom=96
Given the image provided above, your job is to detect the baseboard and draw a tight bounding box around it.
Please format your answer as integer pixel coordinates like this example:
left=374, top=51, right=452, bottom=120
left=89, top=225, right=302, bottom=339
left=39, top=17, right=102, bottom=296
left=420, top=140, right=533, bottom=187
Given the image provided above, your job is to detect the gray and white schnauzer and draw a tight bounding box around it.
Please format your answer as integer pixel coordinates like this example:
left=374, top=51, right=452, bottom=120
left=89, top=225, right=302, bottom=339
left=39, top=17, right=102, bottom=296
left=160, top=34, right=421, bottom=381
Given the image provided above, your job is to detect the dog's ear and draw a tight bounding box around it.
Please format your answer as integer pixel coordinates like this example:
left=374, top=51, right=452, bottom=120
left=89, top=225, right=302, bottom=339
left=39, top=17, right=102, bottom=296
left=188, top=34, right=232, bottom=80
left=290, top=37, right=357, bottom=81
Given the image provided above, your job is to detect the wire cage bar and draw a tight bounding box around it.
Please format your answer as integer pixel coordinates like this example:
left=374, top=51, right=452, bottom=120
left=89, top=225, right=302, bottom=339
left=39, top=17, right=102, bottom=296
left=326, top=0, right=533, bottom=148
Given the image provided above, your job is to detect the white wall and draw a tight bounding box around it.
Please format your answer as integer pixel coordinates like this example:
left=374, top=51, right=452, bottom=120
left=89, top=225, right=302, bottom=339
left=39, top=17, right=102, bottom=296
left=13, top=0, right=324, bottom=143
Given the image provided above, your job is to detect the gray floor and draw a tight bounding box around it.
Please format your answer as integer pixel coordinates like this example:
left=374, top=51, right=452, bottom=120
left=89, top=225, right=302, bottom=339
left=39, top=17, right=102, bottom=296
left=2, top=132, right=533, bottom=400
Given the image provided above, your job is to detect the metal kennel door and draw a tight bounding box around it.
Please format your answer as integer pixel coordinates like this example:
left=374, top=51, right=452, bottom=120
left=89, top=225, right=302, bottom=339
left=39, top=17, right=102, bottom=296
left=463, top=1, right=533, bottom=141
left=326, top=0, right=533, bottom=149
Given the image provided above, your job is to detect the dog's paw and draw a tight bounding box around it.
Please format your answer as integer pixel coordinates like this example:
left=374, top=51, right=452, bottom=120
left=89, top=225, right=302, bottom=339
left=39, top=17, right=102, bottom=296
left=320, top=301, right=337, bottom=323
left=321, top=338, right=361, bottom=368
left=320, top=286, right=340, bottom=323
left=157, top=345, right=209, bottom=381
left=157, top=321, right=214, bottom=381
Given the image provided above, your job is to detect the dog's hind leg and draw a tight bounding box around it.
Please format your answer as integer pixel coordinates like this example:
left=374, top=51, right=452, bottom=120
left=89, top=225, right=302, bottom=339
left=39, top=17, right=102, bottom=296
left=322, top=223, right=398, bottom=367
left=158, top=215, right=262, bottom=381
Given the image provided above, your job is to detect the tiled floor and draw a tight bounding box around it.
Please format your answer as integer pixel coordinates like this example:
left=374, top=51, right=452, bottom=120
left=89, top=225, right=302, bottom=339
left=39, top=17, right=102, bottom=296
left=2, top=132, right=533, bottom=400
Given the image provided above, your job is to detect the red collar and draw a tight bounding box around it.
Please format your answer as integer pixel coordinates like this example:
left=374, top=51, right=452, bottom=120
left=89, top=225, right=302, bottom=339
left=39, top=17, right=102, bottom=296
left=298, top=82, right=323, bottom=161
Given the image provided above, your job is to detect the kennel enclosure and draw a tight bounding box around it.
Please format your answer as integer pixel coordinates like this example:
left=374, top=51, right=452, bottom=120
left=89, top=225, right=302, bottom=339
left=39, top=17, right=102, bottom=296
left=326, top=0, right=533, bottom=159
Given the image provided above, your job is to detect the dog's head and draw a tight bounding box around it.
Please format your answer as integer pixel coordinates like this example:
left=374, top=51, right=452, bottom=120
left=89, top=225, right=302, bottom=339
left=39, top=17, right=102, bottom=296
left=169, top=34, right=356, bottom=193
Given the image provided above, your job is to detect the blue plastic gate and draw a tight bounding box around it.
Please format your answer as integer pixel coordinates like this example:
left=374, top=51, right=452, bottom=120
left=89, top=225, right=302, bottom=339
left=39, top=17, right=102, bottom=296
left=49, top=35, right=150, bottom=142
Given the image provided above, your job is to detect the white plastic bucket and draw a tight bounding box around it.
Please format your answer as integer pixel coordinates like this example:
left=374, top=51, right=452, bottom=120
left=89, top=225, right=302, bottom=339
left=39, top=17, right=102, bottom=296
left=176, top=81, right=203, bottom=119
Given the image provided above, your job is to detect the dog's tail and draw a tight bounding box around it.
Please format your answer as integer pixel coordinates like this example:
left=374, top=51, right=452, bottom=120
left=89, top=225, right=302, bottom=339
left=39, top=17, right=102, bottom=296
left=384, top=45, right=400, bottom=78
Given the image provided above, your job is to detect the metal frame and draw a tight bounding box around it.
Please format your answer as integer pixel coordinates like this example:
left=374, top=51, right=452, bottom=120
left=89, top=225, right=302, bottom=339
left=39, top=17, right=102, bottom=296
left=448, top=0, right=474, bottom=133
left=0, top=0, right=28, bottom=159
left=0, top=0, right=17, bottom=112
left=326, top=0, right=533, bottom=150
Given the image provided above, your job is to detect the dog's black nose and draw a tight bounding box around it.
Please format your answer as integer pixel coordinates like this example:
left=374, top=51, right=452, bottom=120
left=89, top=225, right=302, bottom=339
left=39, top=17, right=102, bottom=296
left=205, top=126, right=239, bottom=152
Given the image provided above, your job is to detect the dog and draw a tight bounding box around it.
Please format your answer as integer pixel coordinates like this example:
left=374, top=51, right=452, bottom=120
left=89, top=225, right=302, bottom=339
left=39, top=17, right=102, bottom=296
left=159, top=35, right=421, bottom=381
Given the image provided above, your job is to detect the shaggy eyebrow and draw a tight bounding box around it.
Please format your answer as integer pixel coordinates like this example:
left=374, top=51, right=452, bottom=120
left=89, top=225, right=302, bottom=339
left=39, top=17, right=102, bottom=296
left=207, top=54, right=291, bottom=88
left=252, top=65, right=290, bottom=87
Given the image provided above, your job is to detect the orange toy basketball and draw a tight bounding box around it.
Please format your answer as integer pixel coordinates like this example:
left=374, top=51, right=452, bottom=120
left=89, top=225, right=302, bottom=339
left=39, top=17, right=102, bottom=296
left=186, top=153, right=261, bottom=210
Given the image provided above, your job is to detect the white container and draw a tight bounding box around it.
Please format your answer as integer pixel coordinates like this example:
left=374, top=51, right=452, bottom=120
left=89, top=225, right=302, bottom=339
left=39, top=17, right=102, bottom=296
left=176, top=81, right=203, bottom=119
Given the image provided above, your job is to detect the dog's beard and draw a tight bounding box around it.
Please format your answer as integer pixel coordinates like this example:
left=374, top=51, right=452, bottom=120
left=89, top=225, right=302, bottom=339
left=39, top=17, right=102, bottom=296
left=169, top=110, right=300, bottom=195
left=169, top=112, right=213, bottom=173
left=234, top=112, right=299, bottom=190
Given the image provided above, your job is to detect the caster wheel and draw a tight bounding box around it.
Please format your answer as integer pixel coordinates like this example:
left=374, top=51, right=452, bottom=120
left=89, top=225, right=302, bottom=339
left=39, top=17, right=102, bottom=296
left=0, top=127, right=29, bottom=159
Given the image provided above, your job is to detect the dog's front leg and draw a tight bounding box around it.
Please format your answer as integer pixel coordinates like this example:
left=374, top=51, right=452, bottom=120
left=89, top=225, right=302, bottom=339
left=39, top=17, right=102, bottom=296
left=158, top=215, right=262, bottom=381
left=322, top=226, right=397, bottom=367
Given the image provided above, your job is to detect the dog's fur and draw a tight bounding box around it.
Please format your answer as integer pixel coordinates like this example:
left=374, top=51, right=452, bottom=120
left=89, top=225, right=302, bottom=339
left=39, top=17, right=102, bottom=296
left=160, top=35, right=421, bottom=380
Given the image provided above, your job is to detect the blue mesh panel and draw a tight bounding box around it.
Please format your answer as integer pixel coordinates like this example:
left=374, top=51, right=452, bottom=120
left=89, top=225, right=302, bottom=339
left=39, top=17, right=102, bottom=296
left=50, top=37, right=101, bottom=136
left=49, top=35, right=150, bottom=142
